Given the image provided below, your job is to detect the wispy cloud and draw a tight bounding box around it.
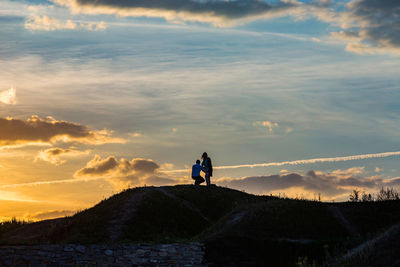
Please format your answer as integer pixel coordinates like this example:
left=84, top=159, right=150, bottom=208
left=25, top=15, right=106, bottom=31
left=35, top=147, right=90, bottom=165
left=253, top=120, right=279, bottom=133
left=25, top=209, right=76, bottom=221
left=0, top=177, right=102, bottom=189
left=164, top=151, right=400, bottom=173
left=47, top=0, right=400, bottom=55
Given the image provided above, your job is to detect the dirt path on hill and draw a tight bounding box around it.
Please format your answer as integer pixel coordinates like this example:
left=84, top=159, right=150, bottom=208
left=107, top=186, right=212, bottom=241
left=330, top=223, right=400, bottom=266
left=107, top=188, right=151, bottom=241
left=154, top=187, right=211, bottom=223
left=327, top=204, right=359, bottom=236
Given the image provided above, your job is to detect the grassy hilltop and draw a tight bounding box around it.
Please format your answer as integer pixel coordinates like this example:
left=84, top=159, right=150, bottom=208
left=1, top=185, right=400, bottom=266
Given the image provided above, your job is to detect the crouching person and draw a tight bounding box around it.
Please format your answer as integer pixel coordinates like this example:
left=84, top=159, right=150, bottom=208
left=192, top=160, right=205, bottom=185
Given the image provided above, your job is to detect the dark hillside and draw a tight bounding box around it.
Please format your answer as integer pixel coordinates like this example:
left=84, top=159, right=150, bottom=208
left=1, top=185, right=400, bottom=266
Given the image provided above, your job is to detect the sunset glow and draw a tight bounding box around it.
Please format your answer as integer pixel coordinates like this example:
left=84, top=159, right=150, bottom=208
left=1, top=0, right=400, bottom=221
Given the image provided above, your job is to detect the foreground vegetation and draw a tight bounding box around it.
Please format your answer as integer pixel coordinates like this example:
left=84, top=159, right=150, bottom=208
left=0, top=185, right=399, bottom=266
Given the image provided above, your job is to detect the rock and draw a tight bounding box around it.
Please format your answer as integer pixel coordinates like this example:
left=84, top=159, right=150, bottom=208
left=0, top=243, right=206, bottom=266
left=104, top=249, right=113, bottom=256
left=167, top=247, right=177, bottom=253
left=63, top=245, right=74, bottom=252
left=135, top=249, right=145, bottom=256
left=75, top=245, right=86, bottom=253
left=159, top=252, right=168, bottom=257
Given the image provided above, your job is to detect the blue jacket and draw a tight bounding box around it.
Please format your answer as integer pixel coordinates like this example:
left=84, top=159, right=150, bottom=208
left=192, top=163, right=203, bottom=177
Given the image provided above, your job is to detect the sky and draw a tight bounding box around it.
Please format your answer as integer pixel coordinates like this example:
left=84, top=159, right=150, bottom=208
left=1, top=0, right=400, bottom=220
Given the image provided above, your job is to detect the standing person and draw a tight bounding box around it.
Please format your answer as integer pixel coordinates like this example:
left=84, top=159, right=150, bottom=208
left=191, top=160, right=205, bottom=185
left=201, top=152, right=213, bottom=186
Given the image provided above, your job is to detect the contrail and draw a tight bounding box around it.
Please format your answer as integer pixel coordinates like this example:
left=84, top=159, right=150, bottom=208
left=162, top=150, right=400, bottom=173
left=1, top=150, right=400, bottom=188
left=0, top=177, right=105, bottom=188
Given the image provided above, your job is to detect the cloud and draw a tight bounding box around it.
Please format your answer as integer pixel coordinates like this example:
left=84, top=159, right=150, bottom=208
left=253, top=120, right=293, bottom=135
left=0, top=88, right=17, bottom=105
left=52, top=0, right=400, bottom=54
left=74, top=155, right=176, bottom=189
left=51, top=0, right=331, bottom=27
left=0, top=115, right=125, bottom=148
left=80, top=21, right=106, bottom=31
left=253, top=120, right=279, bottom=133
left=25, top=15, right=106, bottom=31
left=129, top=132, right=142, bottom=137
left=74, top=155, right=159, bottom=177
left=35, top=147, right=90, bottom=165
left=25, top=210, right=77, bottom=221
left=217, top=167, right=389, bottom=200
left=328, top=0, right=400, bottom=55
left=165, top=150, right=400, bottom=173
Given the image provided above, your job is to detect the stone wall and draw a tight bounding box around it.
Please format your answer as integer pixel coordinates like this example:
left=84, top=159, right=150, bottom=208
left=0, top=243, right=205, bottom=266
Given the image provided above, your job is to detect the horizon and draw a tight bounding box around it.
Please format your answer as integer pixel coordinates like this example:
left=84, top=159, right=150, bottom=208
left=1, top=0, right=400, bottom=221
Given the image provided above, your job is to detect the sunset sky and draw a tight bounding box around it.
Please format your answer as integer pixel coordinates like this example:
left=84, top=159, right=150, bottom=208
left=1, top=0, right=400, bottom=220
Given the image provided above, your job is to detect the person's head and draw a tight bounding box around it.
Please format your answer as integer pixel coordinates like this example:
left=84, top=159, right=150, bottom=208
left=196, top=159, right=200, bottom=164
left=202, top=152, right=208, bottom=160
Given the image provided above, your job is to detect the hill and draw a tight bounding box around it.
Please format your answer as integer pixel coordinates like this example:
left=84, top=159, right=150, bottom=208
left=1, top=185, right=400, bottom=266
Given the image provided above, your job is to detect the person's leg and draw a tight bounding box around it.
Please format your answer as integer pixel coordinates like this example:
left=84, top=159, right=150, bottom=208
left=205, top=172, right=210, bottom=186
left=194, top=176, right=204, bottom=185
left=198, top=176, right=205, bottom=185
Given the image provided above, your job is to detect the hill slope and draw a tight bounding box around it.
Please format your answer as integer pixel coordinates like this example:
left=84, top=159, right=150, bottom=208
left=1, top=185, right=400, bottom=266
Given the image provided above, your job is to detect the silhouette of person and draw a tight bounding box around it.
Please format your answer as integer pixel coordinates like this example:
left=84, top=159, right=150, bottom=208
left=201, top=152, right=213, bottom=186
left=191, top=160, right=205, bottom=185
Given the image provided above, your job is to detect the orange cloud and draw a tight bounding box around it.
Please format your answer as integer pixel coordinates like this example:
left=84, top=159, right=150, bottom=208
left=24, top=209, right=77, bottom=221
left=0, top=116, right=125, bottom=148
left=74, top=155, right=177, bottom=189
left=35, top=147, right=90, bottom=165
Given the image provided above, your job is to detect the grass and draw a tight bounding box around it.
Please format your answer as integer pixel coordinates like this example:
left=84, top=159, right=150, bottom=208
left=123, top=189, right=209, bottom=243
left=1, top=185, right=400, bottom=266
left=338, top=200, right=400, bottom=235
left=0, top=218, right=30, bottom=238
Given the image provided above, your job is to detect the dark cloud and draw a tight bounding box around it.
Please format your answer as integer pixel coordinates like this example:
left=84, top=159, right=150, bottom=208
left=331, top=0, right=400, bottom=54
left=0, top=116, right=124, bottom=147
left=75, top=155, right=160, bottom=177
left=218, top=167, right=389, bottom=199
left=54, top=0, right=331, bottom=26
left=226, top=173, right=303, bottom=193
left=74, top=155, right=119, bottom=176
left=352, top=0, right=400, bottom=46
left=130, top=159, right=159, bottom=175
left=74, top=155, right=172, bottom=188
left=76, top=0, right=276, bottom=19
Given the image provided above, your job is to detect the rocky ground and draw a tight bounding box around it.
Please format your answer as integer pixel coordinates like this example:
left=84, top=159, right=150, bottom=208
left=0, top=243, right=205, bottom=267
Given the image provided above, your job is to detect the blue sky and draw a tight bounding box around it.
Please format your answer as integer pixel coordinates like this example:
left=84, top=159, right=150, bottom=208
left=0, top=0, right=400, bottom=219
